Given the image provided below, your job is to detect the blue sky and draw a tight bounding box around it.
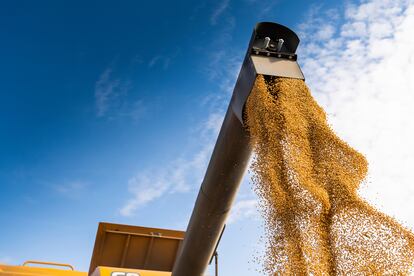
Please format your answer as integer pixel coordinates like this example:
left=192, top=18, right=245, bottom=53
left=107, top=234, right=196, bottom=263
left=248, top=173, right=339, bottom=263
left=1, top=0, right=414, bottom=275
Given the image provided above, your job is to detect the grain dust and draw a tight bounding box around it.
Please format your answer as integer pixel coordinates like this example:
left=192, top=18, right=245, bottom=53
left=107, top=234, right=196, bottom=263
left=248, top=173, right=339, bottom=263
left=245, top=75, right=414, bottom=275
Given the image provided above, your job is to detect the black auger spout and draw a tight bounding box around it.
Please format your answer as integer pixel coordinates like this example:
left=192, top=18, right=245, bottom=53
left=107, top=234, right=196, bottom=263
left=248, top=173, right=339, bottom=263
left=172, top=22, right=304, bottom=276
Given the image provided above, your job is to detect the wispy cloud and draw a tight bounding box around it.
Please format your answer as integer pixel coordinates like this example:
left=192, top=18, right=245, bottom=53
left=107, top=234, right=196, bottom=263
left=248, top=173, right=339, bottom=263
left=120, top=112, right=224, bottom=217
left=205, top=47, right=242, bottom=95
left=126, top=100, right=146, bottom=121
left=148, top=55, right=162, bottom=68
left=210, top=0, right=230, bottom=25
left=147, top=49, right=180, bottom=70
left=204, top=16, right=242, bottom=97
left=243, top=0, right=280, bottom=17
left=298, top=0, right=414, bottom=228
left=95, top=68, right=131, bottom=117
left=54, top=180, right=88, bottom=199
left=95, top=68, right=120, bottom=117
left=228, top=198, right=258, bottom=224
left=115, top=99, right=147, bottom=122
left=94, top=67, right=146, bottom=121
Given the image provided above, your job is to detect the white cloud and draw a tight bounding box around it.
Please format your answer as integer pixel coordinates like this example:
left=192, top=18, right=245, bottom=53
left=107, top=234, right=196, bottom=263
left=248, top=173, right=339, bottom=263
left=204, top=18, right=242, bottom=98
left=95, top=67, right=145, bottom=121
left=147, top=49, right=179, bottom=70
left=54, top=181, right=87, bottom=199
left=207, top=49, right=242, bottom=95
left=120, top=112, right=224, bottom=217
left=227, top=198, right=258, bottom=224
left=204, top=10, right=241, bottom=98
left=129, top=100, right=146, bottom=121
left=117, top=99, right=147, bottom=122
left=341, top=21, right=368, bottom=37
left=148, top=55, right=162, bottom=68
left=148, top=55, right=171, bottom=69
left=298, top=0, right=414, bottom=228
left=210, top=0, right=230, bottom=25
left=120, top=172, right=171, bottom=216
left=315, top=24, right=336, bottom=40
left=95, top=68, right=122, bottom=117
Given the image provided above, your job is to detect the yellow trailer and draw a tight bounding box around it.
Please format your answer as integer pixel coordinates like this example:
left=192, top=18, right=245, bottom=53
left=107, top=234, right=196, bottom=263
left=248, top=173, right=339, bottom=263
left=0, top=222, right=184, bottom=276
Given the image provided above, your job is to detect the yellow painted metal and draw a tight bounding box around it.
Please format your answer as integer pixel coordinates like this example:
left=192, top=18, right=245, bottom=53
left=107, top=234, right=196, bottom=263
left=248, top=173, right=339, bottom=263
left=91, top=266, right=171, bottom=276
left=0, top=223, right=182, bottom=276
left=89, top=223, right=184, bottom=274
left=0, top=264, right=169, bottom=276
left=0, top=263, right=86, bottom=275
left=23, top=260, right=75, bottom=271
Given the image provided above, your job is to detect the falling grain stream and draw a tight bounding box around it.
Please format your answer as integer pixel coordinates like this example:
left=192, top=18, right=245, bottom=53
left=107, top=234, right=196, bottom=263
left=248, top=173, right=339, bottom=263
left=245, top=76, right=414, bottom=275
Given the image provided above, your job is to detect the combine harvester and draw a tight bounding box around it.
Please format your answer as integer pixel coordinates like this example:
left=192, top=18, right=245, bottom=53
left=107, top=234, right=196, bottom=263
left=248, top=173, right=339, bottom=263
left=0, top=22, right=304, bottom=276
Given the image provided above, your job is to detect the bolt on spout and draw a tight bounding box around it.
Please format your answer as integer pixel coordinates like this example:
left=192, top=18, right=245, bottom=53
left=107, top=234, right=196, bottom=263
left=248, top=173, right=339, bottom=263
left=276, top=38, right=284, bottom=52
left=263, top=37, right=271, bottom=49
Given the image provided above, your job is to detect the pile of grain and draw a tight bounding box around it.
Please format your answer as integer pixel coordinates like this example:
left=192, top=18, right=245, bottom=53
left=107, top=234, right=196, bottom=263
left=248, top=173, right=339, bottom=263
left=245, top=75, right=414, bottom=275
